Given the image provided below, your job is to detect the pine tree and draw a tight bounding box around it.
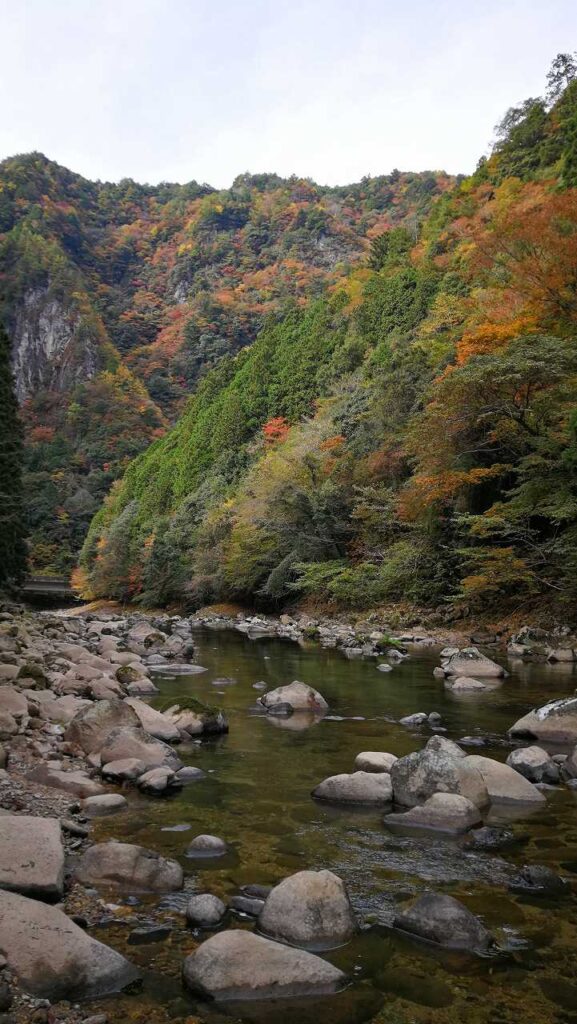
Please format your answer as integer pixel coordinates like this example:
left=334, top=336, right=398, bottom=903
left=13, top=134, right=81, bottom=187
left=0, top=323, right=27, bottom=587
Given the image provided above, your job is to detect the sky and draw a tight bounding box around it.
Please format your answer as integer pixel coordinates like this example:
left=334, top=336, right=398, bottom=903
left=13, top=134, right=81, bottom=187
left=1, top=0, right=576, bottom=189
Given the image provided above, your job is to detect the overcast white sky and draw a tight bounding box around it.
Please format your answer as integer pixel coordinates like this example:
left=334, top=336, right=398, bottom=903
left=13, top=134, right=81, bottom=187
left=1, top=0, right=576, bottom=188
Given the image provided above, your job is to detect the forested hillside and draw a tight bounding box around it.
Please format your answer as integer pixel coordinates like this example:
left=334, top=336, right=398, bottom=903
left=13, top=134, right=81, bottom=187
left=0, top=155, right=451, bottom=573
left=81, top=56, right=577, bottom=619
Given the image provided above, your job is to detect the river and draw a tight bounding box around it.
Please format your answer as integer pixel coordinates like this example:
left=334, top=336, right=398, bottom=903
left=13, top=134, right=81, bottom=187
left=91, top=626, right=577, bottom=1024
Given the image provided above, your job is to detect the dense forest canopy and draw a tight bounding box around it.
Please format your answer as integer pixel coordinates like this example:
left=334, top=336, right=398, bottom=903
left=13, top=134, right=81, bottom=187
left=0, top=151, right=451, bottom=574
left=77, top=55, right=577, bottom=619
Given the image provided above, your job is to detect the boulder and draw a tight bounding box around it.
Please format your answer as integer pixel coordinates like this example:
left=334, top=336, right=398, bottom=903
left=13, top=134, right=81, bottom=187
left=0, top=816, right=64, bottom=900
left=40, top=694, right=91, bottom=723
left=445, top=676, right=494, bottom=693
left=127, top=679, right=158, bottom=696
left=125, top=698, right=180, bottom=743
left=442, top=647, right=504, bottom=678
left=258, top=681, right=328, bottom=713
left=163, top=699, right=228, bottom=737
left=354, top=751, right=397, bottom=773
left=99, top=726, right=182, bottom=771
left=137, top=766, right=178, bottom=794
left=27, top=765, right=106, bottom=799
left=463, top=755, right=546, bottom=805
left=80, top=794, right=128, bottom=817
left=127, top=622, right=166, bottom=647
left=312, top=771, right=392, bottom=805
left=461, top=826, right=520, bottom=851
left=0, top=686, right=28, bottom=718
left=100, top=757, right=147, bottom=781
left=0, top=711, right=17, bottom=740
left=399, top=713, right=428, bottom=726
left=509, top=697, right=577, bottom=744
left=0, top=889, right=139, bottom=999
left=390, top=736, right=488, bottom=809
left=384, top=793, right=482, bottom=833
left=508, top=864, right=570, bottom=897
left=506, top=746, right=559, bottom=784
left=258, top=869, right=357, bottom=949
left=182, top=929, right=346, bottom=1001
left=75, top=841, right=183, bottom=892
left=186, top=894, right=226, bottom=928
left=186, top=834, right=228, bottom=858
left=393, top=893, right=492, bottom=952
left=65, top=700, right=139, bottom=754
left=175, top=766, right=207, bottom=783
left=546, top=646, right=575, bottom=663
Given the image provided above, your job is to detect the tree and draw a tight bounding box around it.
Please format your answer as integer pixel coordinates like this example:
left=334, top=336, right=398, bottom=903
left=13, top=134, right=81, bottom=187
left=546, top=52, right=577, bottom=106
left=0, top=324, right=27, bottom=587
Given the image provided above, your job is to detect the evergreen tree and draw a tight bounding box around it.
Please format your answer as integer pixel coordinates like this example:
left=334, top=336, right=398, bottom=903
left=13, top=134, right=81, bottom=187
left=0, top=323, right=27, bottom=587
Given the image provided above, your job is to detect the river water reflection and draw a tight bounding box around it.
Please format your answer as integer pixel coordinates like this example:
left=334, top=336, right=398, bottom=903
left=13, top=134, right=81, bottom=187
left=94, top=627, right=577, bottom=1024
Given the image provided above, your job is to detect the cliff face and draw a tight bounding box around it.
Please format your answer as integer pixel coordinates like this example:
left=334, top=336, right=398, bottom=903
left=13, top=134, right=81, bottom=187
left=12, top=287, right=99, bottom=401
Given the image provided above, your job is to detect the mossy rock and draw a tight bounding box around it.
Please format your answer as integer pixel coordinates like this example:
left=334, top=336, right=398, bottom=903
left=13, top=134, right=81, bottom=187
left=159, top=696, right=228, bottom=734
left=17, top=662, right=48, bottom=686
left=115, top=664, right=142, bottom=685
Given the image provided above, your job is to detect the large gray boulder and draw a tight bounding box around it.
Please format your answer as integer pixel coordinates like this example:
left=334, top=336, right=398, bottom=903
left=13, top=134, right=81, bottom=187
left=384, top=792, right=482, bottom=834
left=80, top=794, right=128, bottom=817
left=182, top=929, right=346, bottom=1001
left=258, top=681, right=328, bottom=712
left=258, top=870, right=356, bottom=949
left=463, top=755, right=546, bottom=805
left=98, top=726, right=182, bottom=771
left=441, top=647, right=504, bottom=678
left=509, top=697, right=577, bottom=744
left=393, top=893, right=492, bottom=952
left=312, top=771, right=392, bottom=805
left=125, top=698, right=180, bottom=743
left=390, top=736, right=488, bottom=809
left=65, top=699, right=138, bottom=753
left=0, top=890, right=139, bottom=999
left=27, top=764, right=106, bottom=799
left=354, top=751, right=397, bottom=773
left=0, top=816, right=64, bottom=900
left=506, top=746, right=559, bottom=784
left=75, top=841, right=183, bottom=892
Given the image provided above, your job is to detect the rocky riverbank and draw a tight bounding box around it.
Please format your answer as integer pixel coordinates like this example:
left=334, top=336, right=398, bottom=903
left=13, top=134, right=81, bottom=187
left=1, top=602, right=577, bottom=1023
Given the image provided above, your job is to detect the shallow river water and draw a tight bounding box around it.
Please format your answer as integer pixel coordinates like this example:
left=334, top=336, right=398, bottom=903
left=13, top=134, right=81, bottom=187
left=93, top=627, right=577, bottom=1024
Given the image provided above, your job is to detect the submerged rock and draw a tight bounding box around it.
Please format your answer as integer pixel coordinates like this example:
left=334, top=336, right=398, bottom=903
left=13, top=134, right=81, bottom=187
left=182, top=929, right=346, bottom=1001
left=393, top=893, right=493, bottom=952
left=462, top=826, right=520, bottom=851
left=508, top=864, right=570, bottom=898
left=186, top=834, right=228, bottom=858
left=258, top=869, right=357, bottom=949
left=0, top=889, right=139, bottom=999
left=312, top=771, right=392, bottom=805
